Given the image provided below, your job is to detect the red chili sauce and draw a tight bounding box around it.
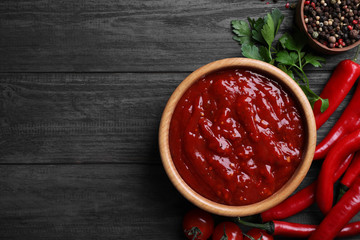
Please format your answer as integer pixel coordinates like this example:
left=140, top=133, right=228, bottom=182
left=169, top=68, right=305, bottom=206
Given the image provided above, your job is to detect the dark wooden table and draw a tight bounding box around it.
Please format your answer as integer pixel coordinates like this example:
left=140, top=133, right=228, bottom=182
left=1, top=0, right=359, bottom=239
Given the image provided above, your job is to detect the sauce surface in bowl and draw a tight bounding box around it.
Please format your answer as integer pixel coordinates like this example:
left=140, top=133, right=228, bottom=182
left=169, top=68, right=306, bottom=206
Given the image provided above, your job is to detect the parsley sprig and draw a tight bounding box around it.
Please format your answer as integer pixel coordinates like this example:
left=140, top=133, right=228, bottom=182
left=232, top=8, right=329, bottom=112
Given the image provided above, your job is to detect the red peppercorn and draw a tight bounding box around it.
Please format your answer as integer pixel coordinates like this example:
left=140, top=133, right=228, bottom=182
left=335, top=42, right=339, bottom=47
left=353, top=20, right=359, bottom=25
left=338, top=39, right=346, bottom=47
left=311, top=2, right=316, bottom=8
left=285, top=2, right=290, bottom=8
left=305, top=0, right=310, bottom=5
left=348, top=25, right=353, bottom=30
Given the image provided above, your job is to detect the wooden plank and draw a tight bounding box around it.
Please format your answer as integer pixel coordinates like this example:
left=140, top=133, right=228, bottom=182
left=0, top=164, right=191, bottom=239
left=0, top=72, right=183, bottom=164
left=0, top=72, right=353, bottom=164
left=0, top=164, right=359, bottom=240
left=0, top=0, right=355, bottom=72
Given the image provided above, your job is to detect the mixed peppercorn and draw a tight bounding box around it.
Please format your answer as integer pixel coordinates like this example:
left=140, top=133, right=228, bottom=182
left=304, top=0, right=360, bottom=48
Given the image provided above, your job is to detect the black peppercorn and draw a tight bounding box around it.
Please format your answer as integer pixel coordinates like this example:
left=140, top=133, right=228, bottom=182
left=350, top=30, right=359, bottom=39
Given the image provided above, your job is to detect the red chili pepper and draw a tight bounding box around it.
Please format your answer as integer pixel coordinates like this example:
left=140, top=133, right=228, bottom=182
left=312, top=59, right=360, bottom=131
left=341, top=151, right=360, bottom=189
left=317, top=129, right=360, bottom=214
left=260, top=181, right=316, bottom=222
left=310, top=176, right=360, bottom=240
left=237, top=219, right=360, bottom=238
left=242, top=154, right=353, bottom=223
left=314, top=80, right=360, bottom=160
left=337, top=151, right=360, bottom=201
left=339, top=221, right=360, bottom=237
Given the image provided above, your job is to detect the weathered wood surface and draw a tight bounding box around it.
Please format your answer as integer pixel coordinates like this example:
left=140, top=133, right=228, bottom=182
left=1, top=0, right=360, bottom=239
left=0, top=73, right=183, bottom=164
left=0, top=72, right=350, bottom=164
left=0, top=0, right=355, bottom=72
left=0, top=165, right=190, bottom=239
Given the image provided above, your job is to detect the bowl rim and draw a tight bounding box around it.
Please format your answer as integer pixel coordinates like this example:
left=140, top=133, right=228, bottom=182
left=296, top=0, right=360, bottom=54
left=158, top=57, right=316, bottom=217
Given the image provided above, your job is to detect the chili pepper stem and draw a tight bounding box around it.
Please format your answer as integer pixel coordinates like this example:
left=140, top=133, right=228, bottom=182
left=238, top=214, right=262, bottom=223
left=236, top=218, right=273, bottom=233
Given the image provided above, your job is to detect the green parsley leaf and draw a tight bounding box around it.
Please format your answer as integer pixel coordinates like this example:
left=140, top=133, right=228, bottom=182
left=279, top=33, right=298, bottom=51
left=275, top=50, right=298, bottom=66
left=300, top=51, right=306, bottom=59
left=320, top=98, right=329, bottom=113
left=304, top=53, right=326, bottom=68
left=241, top=44, right=266, bottom=61
left=261, top=13, right=275, bottom=48
left=247, top=17, right=257, bottom=29
left=259, top=45, right=272, bottom=63
left=279, top=32, right=306, bottom=53
left=231, top=8, right=328, bottom=111
left=299, top=85, right=329, bottom=111
left=270, top=8, right=284, bottom=35
left=248, top=17, right=266, bottom=44
left=231, top=20, right=253, bottom=44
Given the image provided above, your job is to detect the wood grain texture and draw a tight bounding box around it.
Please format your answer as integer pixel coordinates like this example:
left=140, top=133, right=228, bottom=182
left=0, top=71, right=351, bottom=164
left=0, top=72, right=183, bottom=164
left=0, top=0, right=355, bottom=72
left=0, top=164, right=191, bottom=239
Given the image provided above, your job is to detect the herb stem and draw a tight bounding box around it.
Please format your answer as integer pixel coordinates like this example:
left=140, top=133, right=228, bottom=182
left=268, top=48, right=272, bottom=61
left=293, top=65, right=309, bottom=87
left=300, top=68, right=310, bottom=87
left=298, top=51, right=303, bottom=69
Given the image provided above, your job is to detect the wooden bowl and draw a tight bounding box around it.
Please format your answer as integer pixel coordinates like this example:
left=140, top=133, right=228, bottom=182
left=296, top=0, right=360, bottom=54
left=159, top=58, right=316, bottom=217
